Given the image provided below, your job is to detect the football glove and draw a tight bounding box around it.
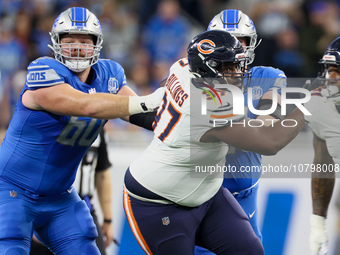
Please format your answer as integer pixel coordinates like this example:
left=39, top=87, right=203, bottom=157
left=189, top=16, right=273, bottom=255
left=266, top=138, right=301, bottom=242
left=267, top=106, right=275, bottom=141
left=303, top=79, right=340, bottom=105
left=310, top=214, right=328, bottom=255
left=129, top=87, right=165, bottom=114
left=303, top=79, right=325, bottom=92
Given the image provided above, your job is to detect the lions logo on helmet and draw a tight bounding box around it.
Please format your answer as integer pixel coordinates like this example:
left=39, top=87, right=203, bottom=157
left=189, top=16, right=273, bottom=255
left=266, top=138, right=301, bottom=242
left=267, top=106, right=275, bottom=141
left=48, top=7, right=103, bottom=73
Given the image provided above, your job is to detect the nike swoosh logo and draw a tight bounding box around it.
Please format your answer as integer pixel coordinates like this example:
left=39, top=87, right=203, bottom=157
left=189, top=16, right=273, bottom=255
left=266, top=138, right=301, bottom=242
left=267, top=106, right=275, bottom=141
left=67, top=187, right=74, bottom=193
left=249, top=210, right=256, bottom=219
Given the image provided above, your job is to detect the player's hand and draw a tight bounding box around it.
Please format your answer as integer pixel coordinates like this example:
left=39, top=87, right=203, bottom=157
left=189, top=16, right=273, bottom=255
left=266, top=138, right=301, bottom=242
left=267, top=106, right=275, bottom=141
left=102, top=221, right=114, bottom=247
left=321, top=85, right=340, bottom=105
left=303, top=79, right=313, bottom=91
left=303, top=79, right=324, bottom=92
left=129, top=87, right=165, bottom=114
left=143, top=87, right=165, bottom=111
left=310, top=214, right=328, bottom=255
left=302, top=78, right=340, bottom=105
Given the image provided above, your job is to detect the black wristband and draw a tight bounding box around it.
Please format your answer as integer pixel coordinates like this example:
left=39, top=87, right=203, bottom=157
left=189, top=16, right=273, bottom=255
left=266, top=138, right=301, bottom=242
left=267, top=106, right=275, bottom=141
left=104, top=218, right=112, bottom=223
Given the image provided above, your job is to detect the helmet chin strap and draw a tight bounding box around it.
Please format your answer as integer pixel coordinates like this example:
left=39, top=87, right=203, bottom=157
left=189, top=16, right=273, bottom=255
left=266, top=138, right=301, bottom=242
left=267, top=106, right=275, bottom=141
left=65, top=60, right=90, bottom=73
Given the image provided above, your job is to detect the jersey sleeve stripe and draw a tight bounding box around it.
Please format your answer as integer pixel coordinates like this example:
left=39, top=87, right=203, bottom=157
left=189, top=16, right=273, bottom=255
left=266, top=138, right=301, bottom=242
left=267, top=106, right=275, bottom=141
left=27, top=80, right=64, bottom=87
left=27, top=65, right=51, bottom=70
left=27, top=79, right=63, bottom=84
left=311, top=92, right=322, bottom=97
left=27, top=67, right=53, bottom=72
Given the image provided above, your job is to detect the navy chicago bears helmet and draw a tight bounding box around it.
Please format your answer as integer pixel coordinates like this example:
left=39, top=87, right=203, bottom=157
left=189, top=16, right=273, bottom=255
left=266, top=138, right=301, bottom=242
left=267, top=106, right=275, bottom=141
left=187, top=30, right=249, bottom=88
left=318, top=36, right=340, bottom=78
left=315, top=36, right=340, bottom=100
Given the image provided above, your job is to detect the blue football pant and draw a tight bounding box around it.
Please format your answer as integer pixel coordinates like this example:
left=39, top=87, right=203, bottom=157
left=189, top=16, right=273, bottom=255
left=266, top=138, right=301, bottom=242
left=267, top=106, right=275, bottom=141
left=30, top=210, right=107, bottom=255
left=195, top=184, right=260, bottom=255
left=124, top=187, right=263, bottom=255
left=0, top=179, right=100, bottom=255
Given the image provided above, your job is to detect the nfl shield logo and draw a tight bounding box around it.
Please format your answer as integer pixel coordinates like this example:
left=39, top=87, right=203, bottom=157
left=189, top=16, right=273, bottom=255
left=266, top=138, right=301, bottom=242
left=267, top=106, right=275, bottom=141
left=108, top=78, right=118, bottom=94
left=162, top=217, right=170, bottom=226
left=10, top=190, right=17, bottom=198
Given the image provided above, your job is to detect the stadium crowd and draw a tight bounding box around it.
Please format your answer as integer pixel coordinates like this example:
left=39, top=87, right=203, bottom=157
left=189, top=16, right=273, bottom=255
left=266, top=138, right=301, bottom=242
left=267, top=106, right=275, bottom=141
left=0, top=0, right=339, bottom=138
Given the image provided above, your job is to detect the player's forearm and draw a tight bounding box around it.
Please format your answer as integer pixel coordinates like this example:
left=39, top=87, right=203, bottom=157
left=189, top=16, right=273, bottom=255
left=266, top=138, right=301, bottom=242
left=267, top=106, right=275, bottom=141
left=311, top=134, right=335, bottom=216
left=262, top=107, right=305, bottom=154
left=82, top=93, right=131, bottom=119
left=228, top=108, right=304, bottom=155
left=96, top=169, right=112, bottom=220
left=311, top=169, right=335, bottom=217
left=23, top=84, right=131, bottom=118
left=48, top=93, right=153, bottom=119
left=23, top=84, right=164, bottom=119
left=311, top=176, right=335, bottom=217
left=256, top=115, right=279, bottom=126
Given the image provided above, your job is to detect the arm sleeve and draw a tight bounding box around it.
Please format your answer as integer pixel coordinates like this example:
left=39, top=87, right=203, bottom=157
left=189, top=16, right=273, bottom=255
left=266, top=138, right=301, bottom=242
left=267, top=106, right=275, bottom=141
left=129, top=111, right=157, bottom=131
left=256, top=98, right=283, bottom=119
left=95, top=130, right=112, bottom=172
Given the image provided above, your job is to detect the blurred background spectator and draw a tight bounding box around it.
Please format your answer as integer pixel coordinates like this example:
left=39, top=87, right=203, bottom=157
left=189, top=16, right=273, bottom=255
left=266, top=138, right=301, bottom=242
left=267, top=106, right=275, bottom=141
left=0, top=0, right=339, bottom=135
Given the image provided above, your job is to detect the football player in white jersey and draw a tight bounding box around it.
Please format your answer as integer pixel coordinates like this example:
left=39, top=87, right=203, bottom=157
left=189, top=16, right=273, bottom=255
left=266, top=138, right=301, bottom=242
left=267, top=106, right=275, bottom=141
left=304, top=37, right=340, bottom=255
left=123, top=29, right=306, bottom=255
left=197, top=10, right=287, bottom=251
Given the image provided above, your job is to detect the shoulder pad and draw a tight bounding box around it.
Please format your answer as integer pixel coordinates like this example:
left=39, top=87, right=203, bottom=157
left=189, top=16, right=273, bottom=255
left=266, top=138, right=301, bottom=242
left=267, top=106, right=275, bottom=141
left=251, top=66, right=287, bottom=79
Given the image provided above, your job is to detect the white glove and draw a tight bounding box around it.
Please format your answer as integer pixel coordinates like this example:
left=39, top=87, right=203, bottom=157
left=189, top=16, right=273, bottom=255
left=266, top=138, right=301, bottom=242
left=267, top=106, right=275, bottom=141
left=310, top=214, right=329, bottom=255
left=129, top=87, right=165, bottom=115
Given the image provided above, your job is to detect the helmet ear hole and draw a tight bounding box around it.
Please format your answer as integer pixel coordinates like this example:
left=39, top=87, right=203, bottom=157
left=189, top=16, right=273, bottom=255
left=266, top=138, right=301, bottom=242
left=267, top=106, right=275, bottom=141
left=91, top=35, right=97, bottom=44
left=244, top=37, right=251, bottom=47
left=208, top=60, right=218, bottom=67
left=59, top=33, right=67, bottom=40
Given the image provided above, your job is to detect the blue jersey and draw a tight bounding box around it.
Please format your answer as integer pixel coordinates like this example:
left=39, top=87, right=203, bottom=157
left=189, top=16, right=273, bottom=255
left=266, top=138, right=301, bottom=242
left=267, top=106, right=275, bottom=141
left=0, top=57, right=126, bottom=195
left=223, top=66, right=286, bottom=193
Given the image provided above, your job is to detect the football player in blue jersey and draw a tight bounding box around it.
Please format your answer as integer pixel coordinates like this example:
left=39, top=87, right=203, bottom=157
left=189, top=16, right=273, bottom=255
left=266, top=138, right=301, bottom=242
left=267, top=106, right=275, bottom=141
left=195, top=9, right=287, bottom=255
left=0, top=7, right=164, bottom=255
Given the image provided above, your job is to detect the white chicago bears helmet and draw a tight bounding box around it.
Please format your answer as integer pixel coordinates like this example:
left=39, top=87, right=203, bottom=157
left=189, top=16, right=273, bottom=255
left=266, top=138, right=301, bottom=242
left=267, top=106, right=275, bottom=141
left=208, top=9, right=260, bottom=65
left=48, top=7, right=103, bottom=72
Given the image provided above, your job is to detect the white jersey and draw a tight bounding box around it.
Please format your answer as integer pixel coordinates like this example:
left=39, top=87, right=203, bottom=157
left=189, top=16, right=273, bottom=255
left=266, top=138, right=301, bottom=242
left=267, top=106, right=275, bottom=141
left=129, top=58, right=245, bottom=207
left=305, top=92, right=340, bottom=164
